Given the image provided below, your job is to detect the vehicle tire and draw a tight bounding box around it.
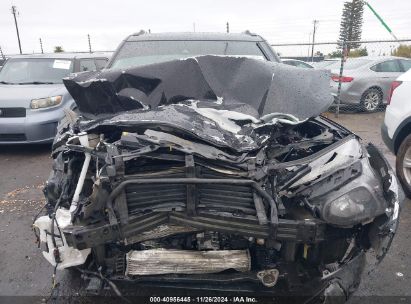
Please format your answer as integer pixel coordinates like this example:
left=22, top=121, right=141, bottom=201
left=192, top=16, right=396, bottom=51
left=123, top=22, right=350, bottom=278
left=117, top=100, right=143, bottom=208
left=360, top=88, right=382, bottom=112
left=396, top=133, right=411, bottom=198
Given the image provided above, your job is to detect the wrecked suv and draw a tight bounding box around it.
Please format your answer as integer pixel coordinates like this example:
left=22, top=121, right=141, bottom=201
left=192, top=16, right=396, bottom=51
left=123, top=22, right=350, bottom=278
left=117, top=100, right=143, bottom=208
left=34, top=43, right=402, bottom=302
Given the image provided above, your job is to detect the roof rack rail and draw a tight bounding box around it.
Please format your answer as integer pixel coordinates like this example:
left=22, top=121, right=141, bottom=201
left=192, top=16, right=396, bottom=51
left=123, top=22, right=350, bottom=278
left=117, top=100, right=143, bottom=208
left=243, top=30, right=258, bottom=36
left=133, top=30, right=146, bottom=36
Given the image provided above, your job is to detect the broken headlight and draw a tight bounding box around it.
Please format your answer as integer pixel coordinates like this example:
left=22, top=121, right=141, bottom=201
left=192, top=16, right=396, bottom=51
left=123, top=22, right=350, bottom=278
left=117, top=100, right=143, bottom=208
left=30, top=95, right=62, bottom=109
left=322, top=187, right=378, bottom=227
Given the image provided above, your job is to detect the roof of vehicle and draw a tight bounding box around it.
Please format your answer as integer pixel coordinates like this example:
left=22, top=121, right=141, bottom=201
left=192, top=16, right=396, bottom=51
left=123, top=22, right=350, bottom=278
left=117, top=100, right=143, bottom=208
left=345, top=56, right=406, bottom=61
left=126, top=32, right=266, bottom=42
left=7, top=52, right=112, bottom=60
left=282, top=58, right=309, bottom=62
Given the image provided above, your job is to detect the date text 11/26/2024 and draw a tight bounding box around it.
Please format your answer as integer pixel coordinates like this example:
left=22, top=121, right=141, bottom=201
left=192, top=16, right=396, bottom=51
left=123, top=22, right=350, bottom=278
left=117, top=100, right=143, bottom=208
left=149, top=297, right=258, bottom=303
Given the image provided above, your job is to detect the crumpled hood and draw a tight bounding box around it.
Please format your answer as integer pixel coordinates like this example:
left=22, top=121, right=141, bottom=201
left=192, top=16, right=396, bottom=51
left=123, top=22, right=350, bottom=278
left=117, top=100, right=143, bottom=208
left=77, top=100, right=271, bottom=152
left=0, top=83, right=64, bottom=108
left=63, top=55, right=332, bottom=120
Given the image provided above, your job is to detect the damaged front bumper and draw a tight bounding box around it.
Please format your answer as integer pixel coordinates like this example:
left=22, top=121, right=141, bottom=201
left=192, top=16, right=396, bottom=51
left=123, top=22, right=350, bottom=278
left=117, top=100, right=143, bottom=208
left=32, top=56, right=403, bottom=301
left=33, top=131, right=403, bottom=300
left=112, top=250, right=367, bottom=299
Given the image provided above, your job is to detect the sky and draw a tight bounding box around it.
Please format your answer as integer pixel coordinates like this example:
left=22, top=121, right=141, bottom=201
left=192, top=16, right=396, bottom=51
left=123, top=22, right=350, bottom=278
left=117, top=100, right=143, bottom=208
left=0, top=0, right=410, bottom=56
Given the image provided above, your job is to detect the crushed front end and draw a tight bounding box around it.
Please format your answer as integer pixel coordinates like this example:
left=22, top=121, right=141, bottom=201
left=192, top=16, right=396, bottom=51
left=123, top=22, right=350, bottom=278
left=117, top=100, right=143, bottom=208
left=33, top=56, right=403, bottom=302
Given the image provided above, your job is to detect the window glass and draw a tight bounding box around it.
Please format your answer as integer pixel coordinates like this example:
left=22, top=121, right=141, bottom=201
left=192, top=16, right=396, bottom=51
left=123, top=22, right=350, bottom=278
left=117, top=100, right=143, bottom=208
left=79, top=59, right=97, bottom=72
left=0, top=58, right=73, bottom=84
left=400, top=60, right=411, bottom=72
left=95, top=59, right=108, bottom=70
left=371, top=60, right=401, bottom=72
left=295, top=61, right=313, bottom=68
left=283, top=60, right=296, bottom=67
left=110, top=40, right=267, bottom=69
left=328, top=59, right=371, bottom=70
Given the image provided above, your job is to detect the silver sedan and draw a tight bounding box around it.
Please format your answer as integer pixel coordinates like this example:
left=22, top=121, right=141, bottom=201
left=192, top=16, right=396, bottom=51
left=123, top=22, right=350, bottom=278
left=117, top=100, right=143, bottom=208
left=329, top=56, right=411, bottom=112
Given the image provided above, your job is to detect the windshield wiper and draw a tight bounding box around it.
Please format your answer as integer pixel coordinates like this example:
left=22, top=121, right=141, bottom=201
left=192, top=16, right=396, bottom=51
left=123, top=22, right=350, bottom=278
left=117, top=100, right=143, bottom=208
left=17, top=81, right=56, bottom=85
left=0, top=81, right=14, bottom=84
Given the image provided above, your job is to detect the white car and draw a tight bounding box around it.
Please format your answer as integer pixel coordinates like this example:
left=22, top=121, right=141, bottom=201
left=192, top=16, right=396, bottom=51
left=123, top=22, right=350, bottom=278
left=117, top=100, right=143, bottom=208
left=281, top=58, right=314, bottom=68
left=382, top=68, right=411, bottom=197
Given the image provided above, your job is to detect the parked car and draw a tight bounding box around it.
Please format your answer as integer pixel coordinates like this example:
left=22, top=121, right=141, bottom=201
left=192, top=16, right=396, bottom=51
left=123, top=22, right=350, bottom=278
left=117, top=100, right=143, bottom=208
left=106, top=32, right=280, bottom=69
left=382, top=69, right=411, bottom=197
left=329, top=56, right=411, bottom=112
left=0, top=52, right=111, bottom=144
left=33, top=32, right=403, bottom=303
left=282, top=58, right=314, bottom=68
left=311, top=59, right=340, bottom=69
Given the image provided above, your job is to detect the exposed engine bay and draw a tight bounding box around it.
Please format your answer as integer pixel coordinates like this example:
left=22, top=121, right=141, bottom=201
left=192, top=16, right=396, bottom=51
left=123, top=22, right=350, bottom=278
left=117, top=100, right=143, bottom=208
left=33, top=56, right=403, bottom=300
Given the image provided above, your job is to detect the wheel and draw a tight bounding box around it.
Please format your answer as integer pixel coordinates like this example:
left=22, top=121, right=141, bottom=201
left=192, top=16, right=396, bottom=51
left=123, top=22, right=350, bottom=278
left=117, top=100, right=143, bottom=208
left=361, top=88, right=382, bottom=112
left=396, top=133, right=411, bottom=198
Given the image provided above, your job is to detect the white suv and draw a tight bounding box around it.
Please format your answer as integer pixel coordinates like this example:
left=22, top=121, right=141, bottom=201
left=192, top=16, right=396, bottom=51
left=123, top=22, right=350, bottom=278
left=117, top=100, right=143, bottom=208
left=382, top=69, right=411, bottom=197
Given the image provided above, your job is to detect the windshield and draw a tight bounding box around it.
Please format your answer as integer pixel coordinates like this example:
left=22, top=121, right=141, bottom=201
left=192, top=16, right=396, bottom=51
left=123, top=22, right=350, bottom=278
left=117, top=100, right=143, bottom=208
left=110, top=40, right=267, bottom=69
left=327, top=59, right=371, bottom=70
left=0, top=58, right=73, bottom=84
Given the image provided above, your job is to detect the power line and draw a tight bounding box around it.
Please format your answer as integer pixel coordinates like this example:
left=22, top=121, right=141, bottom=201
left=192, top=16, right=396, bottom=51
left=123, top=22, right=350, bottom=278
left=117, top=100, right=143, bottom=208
left=271, top=38, right=411, bottom=46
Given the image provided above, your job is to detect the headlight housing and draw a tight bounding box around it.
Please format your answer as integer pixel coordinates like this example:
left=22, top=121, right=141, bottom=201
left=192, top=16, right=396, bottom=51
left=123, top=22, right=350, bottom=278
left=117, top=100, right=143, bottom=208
left=322, top=187, right=378, bottom=227
left=30, top=95, right=62, bottom=109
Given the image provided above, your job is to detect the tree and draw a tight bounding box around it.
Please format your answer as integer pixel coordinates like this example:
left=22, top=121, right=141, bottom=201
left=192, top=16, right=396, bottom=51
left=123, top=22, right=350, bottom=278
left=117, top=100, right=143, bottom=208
left=54, top=46, right=64, bottom=53
left=328, top=50, right=342, bottom=58
left=328, top=47, right=368, bottom=59
left=339, top=0, right=364, bottom=52
left=349, top=47, right=368, bottom=57
left=393, top=45, right=411, bottom=58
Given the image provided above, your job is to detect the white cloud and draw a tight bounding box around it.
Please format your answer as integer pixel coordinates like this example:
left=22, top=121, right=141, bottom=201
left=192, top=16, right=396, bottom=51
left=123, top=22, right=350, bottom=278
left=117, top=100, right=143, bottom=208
left=0, top=0, right=410, bottom=55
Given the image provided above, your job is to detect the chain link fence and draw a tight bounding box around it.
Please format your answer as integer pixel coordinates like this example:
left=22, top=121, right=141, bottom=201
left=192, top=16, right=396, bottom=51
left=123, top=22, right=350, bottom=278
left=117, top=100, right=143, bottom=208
left=272, top=39, right=411, bottom=116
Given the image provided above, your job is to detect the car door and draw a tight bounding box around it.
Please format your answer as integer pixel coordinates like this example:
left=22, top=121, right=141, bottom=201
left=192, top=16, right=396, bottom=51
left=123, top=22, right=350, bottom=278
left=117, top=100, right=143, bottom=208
left=370, top=59, right=403, bottom=101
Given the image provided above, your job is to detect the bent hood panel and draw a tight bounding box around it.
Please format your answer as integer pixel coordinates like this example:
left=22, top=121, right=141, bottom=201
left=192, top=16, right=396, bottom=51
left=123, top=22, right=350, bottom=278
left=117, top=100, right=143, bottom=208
left=78, top=101, right=262, bottom=152
left=63, top=56, right=332, bottom=120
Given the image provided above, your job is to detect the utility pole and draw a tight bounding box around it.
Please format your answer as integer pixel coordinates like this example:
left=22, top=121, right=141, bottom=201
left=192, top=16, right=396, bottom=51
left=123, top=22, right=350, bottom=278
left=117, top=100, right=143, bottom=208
left=307, top=32, right=312, bottom=58
left=88, top=34, right=92, bottom=53
left=193, top=23, right=196, bottom=32
left=0, top=46, right=5, bottom=60
left=11, top=6, right=22, bottom=54
left=226, top=22, right=230, bottom=33
left=39, top=38, right=43, bottom=54
left=310, top=20, right=318, bottom=62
